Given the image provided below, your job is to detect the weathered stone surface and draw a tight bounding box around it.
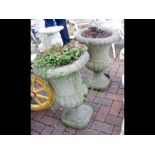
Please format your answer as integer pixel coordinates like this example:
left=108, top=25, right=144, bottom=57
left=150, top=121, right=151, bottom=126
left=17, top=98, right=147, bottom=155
left=76, top=27, right=119, bottom=91
left=33, top=52, right=89, bottom=109
left=33, top=51, right=93, bottom=129
left=61, top=104, right=93, bottom=129
left=86, top=72, right=111, bottom=91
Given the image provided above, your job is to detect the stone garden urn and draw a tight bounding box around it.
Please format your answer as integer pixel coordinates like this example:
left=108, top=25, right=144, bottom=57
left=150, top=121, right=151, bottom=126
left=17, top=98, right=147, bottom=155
left=32, top=51, right=93, bottom=129
left=76, top=27, right=119, bottom=91
left=38, top=26, right=64, bottom=50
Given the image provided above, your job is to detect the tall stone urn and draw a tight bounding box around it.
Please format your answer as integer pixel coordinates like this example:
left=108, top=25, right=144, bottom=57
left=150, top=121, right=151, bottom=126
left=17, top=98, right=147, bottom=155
left=32, top=51, right=93, bottom=129
left=76, top=27, right=119, bottom=91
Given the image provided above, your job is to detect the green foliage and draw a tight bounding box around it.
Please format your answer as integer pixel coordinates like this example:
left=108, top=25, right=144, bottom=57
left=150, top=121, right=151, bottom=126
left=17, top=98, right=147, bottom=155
left=83, top=94, right=88, bottom=102
left=33, top=43, right=87, bottom=74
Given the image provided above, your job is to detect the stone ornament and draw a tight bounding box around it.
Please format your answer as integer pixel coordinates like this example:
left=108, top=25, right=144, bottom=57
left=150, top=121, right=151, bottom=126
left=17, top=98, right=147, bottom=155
left=32, top=51, right=93, bottom=129
left=76, top=27, right=120, bottom=90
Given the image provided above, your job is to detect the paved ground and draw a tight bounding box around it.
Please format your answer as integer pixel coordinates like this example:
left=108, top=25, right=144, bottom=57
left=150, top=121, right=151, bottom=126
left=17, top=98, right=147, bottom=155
left=31, top=45, right=124, bottom=135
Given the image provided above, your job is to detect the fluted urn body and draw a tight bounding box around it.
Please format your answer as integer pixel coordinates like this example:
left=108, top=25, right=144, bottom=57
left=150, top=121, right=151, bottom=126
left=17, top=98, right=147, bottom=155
left=76, top=27, right=119, bottom=91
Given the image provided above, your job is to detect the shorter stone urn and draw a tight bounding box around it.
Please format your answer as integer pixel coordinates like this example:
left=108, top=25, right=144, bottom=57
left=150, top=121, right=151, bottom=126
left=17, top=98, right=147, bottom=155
left=32, top=51, right=93, bottom=129
left=38, top=26, right=64, bottom=50
left=76, top=27, right=119, bottom=91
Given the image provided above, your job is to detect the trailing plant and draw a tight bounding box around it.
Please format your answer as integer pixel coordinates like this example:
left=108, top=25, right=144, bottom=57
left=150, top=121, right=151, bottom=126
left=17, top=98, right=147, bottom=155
left=33, top=42, right=87, bottom=75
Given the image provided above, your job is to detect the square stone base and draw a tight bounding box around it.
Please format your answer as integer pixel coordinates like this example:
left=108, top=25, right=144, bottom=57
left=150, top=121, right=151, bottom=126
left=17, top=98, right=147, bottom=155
left=61, top=104, right=93, bottom=129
